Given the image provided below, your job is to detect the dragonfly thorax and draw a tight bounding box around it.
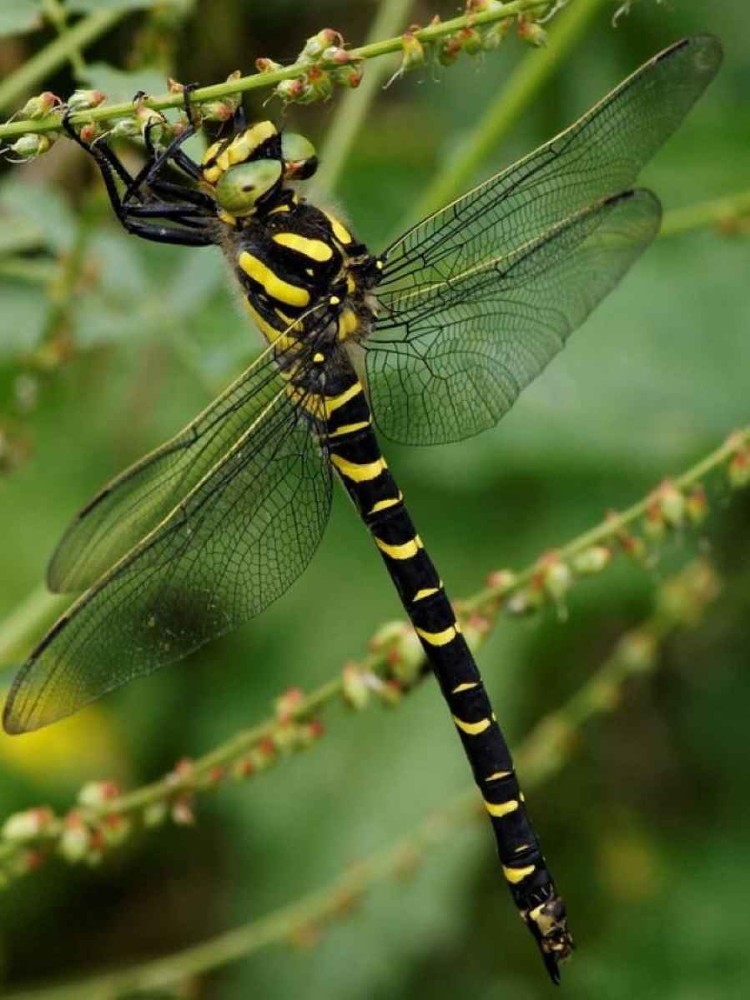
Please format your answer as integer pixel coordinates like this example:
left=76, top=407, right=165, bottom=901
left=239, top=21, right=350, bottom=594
left=226, top=191, right=381, bottom=351
left=199, top=120, right=381, bottom=349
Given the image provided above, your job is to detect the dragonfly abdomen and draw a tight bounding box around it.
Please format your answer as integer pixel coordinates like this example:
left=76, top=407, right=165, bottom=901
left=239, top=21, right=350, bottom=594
left=323, top=355, right=572, bottom=978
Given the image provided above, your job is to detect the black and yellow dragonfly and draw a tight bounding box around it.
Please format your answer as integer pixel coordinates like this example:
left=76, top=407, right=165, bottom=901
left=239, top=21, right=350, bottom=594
left=3, top=36, right=721, bottom=981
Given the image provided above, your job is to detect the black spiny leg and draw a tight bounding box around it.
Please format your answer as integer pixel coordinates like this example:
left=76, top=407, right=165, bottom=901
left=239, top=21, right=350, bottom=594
left=62, top=103, right=214, bottom=247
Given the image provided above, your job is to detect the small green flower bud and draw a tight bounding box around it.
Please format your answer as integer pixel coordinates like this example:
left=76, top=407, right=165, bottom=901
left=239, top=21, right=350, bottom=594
left=401, top=31, right=426, bottom=71
left=299, top=28, right=342, bottom=63
left=256, top=57, right=283, bottom=73
left=2, top=807, right=54, bottom=841
left=685, top=485, right=709, bottom=525
left=342, top=663, right=371, bottom=710
left=19, top=91, right=60, bottom=119
left=60, top=814, right=91, bottom=863
left=143, top=802, right=168, bottom=827
left=572, top=545, right=612, bottom=575
left=542, top=559, right=572, bottom=601
left=728, top=448, right=750, bottom=488
left=66, top=89, right=105, bottom=113
left=518, top=19, right=548, bottom=47
left=8, top=132, right=56, bottom=159
left=656, top=480, right=685, bottom=528
left=78, top=780, right=120, bottom=808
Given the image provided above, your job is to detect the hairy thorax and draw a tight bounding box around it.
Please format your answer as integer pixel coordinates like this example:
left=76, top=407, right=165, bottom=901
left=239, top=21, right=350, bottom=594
left=216, top=191, right=382, bottom=357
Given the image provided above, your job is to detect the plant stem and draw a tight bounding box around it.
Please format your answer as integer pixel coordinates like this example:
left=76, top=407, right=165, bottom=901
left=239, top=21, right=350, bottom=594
left=0, top=586, right=64, bottom=668
left=309, top=0, right=415, bottom=200
left=409, top=0, right=606, bottom=222
left=0, top=427, right=744, bottom=872
left=0, top=1, right=553, bottom=139
left=6, top=559, right=717, bottom=1000
left=462, top=427, right=746, bottom=613
left=661, top=189, right=750, bottom=237
left=0, top=8, right=128, bottom=114
left=42, top=0, right=86, bottom=79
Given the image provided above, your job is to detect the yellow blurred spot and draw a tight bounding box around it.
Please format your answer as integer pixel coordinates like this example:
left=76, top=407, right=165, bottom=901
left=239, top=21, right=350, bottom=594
left=598, top=826, right=662, bottom=902
left=0, top=704, right=129, bottom=790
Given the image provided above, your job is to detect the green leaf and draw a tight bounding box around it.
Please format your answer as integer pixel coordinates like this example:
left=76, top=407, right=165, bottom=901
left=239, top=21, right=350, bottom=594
left=0, top=178, right=77, bottom=254
left=0, top=281, right=48, bottom=356
left=0, top=1, right=42, bottom=38
left=74, top=232, right=152, bottom=347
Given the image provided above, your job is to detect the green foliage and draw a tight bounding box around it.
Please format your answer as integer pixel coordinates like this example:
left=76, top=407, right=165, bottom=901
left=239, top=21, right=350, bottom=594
left=0, top=1, right=748, bottom=998
left=0, top=2, right=41, bottom=39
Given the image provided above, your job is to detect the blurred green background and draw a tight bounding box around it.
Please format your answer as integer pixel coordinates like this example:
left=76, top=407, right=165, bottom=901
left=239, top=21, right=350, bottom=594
left=0, top=0, right=749, bottom=997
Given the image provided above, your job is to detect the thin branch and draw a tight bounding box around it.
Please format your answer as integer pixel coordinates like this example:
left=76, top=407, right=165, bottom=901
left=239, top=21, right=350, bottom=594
left=0, top=0, right=555, bottom=140
left=660, top=189, right=750, bottom=238
left=6, top=558, right=720, bottom=1000
left=41, top=0, right=87, bottom=79
left=0, top=8, right=129, bottom=114
left=0, top=586, right=64, bottom=669
left=0, top=427, right=746, bottom=882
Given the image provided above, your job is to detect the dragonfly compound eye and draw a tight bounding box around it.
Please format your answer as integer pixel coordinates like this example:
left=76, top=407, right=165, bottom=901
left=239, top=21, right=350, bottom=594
left=280, top=132, right=318, bottom=180
left=214, top=160, right=283, bottom=216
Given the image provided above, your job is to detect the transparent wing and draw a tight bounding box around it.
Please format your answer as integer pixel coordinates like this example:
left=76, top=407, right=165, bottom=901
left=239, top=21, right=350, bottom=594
left=49, top=336, right=294, bottom=594
left=4, top=379, right=332, bottom=733
left=367, top=35, right=721, bottom=444
left=367, top=190, right=660, bottom=444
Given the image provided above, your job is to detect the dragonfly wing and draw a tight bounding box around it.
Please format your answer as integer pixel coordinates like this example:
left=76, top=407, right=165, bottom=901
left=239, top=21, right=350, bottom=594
left=367, top=190, right=661, bottom=444
left=367, top=36, right=721, bottom=445
left=48, top=339, right=289, bottom=593
left=4, top=382, right=332, bottom=733
left=378, top=36, right=721, bottom=299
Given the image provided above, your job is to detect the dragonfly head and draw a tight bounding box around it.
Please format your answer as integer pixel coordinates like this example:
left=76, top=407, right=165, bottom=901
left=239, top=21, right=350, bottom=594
left=200, top=121, right=318, bottom=218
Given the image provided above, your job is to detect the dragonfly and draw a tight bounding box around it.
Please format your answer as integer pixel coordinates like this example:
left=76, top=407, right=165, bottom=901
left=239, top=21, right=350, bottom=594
left=3, top=35, right=721, bottom=982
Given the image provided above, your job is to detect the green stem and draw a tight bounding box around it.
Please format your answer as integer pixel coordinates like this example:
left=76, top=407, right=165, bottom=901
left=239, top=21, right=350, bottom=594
left=463, top=428, right=748, bottom=614
left=0, top=427, right=744, bottom=870
left=42, top=0, right=87, bottom=79
left=0, top=8, right=128, bottom=114
left=410, top=0, right=606, bottom=221
left=7, top=559, right=716, bottom=1000
left=0, top=0, right=553, bottom=138
left=0, top=260, right=57, bottom=283
left=310, top=0, right=415, bottom=200
left=661, top=189, right=750, bottom=237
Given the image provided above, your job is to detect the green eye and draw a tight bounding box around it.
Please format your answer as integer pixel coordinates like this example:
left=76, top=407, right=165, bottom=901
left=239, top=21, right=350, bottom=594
left=214, top=160, right=282, bottom=215
left=281, top=132, right=318, bottom=179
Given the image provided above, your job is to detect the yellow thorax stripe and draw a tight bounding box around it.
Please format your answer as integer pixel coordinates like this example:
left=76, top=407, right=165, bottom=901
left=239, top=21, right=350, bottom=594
left=330, top=453, right=387, bottom=482
left=324, top=211, right=352, bottom=245
left=451, top=681, right=477, bottom=693
left=375, top=536, right=422, bottom=560
left=238, top=251, right=310, bottom=308
left=337, top=308, right=360, bottom=340
left=272, top=232, right=334, bottom=262
left=414, top=587, right=439, bottom=602
left=242, top=300, right=301, bottom=352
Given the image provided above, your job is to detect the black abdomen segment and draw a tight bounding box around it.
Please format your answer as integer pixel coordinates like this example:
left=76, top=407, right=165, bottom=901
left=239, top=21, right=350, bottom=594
left=321, top=359, right=573, bottom=981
